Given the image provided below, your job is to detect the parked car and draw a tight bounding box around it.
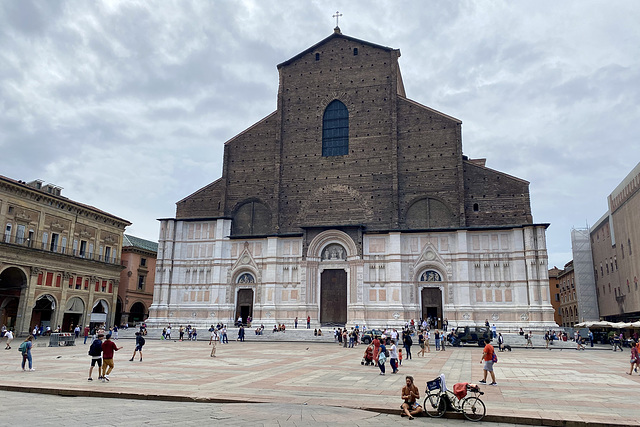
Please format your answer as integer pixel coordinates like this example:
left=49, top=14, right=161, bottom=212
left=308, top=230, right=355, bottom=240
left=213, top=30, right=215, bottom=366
left=361, top=329, right=384, bottom=344
left=450, top=326, right=492, bottom=347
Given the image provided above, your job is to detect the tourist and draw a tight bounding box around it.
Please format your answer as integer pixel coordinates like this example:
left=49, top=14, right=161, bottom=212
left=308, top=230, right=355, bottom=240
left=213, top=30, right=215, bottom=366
left=192, top=327, right=197, bottom=341
left=87, top=333, right=104, bottom=381
left=19, top=335, right=35, bottom=371
left=589, top=330, right=594, bottom=347
left=629, top=341, right=640, bottom=375
left=130, top=331, right=145, bottom=362
left=525, top=331, right=534, bottom=349
left=294, top=317, right=298, bottom=329
left=389, top=339, right=399, bottom=374
left=209, top=326, right=217, bottom=345
left=576, top=333, right=585, bottom=350
left=401, top=375, right=423, bottom=419
left=306, top=315, right=311, bottom=329
left=317, top=329, right=323, bottom=336
left=443, top=318, right=449, bottom=332
left=74, top=325, right=80, bottom=339
left=180, top=325, right=185, bottom=341
left=342, top=329, right=348, bottom=347
left=113, top=325, right=119, bottom=340
left=403, top=331, right=413, bottom=360
left=372, top=335, right=381, bottom=366
left=222, top=325, right=228, bottom=343
left=440, top=331, right=446, bottom=351
left=238, top=325, right=245, bottom=342
left=161, top=327, right=167, bottom=340
left=83, top=325, right=90, bottom=344
left=378, top=342, right=387, bottom=375
left=479, top=338, right=497, bottom=386
left=210, top=329, right=218, bottom=357
left=491, top=324, right=497, bottom=339
left=544, top=331, right=550, bottom=349
left=498, top=333, right=505, bottom=352
left=417, top=330, right=425, bottom=357
left=4, top=329, right=13, bottom=350
left=433, top=329, right=439, bottom=351
left=100, top=333, right=123, bottom=382
left=314, top=329, right=318, bottom=337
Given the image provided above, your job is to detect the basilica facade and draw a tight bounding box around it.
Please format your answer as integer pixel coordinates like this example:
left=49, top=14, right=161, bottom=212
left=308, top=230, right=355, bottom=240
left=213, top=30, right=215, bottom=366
left=148, top=29, right=556, bottom=330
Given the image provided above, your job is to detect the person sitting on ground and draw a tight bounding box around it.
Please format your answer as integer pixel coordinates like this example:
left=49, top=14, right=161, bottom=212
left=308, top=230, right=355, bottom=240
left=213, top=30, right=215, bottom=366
left=314, top=329, right=318, bottom=337
left=401, top=375, right=423, bottom=419
left=317, top=329, right=322, bottom=336
left=273, top=325, right=278, bottom=333
left=362, top=344, right=374, bottom=365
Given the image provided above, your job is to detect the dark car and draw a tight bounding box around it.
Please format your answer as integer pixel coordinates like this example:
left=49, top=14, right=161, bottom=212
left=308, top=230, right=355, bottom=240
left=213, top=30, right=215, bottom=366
left=451, top=326, right=492, bottom=347
left=361, top=329, right=384, bottom=344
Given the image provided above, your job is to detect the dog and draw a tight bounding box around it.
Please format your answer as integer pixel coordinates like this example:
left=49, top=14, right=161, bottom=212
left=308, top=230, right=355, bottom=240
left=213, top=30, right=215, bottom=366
left=500, top=344, right=512, bottom=352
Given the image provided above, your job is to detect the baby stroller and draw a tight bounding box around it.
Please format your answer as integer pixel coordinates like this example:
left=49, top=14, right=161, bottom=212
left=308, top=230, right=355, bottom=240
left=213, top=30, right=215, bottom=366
left=361, top=344, right=375, bottom=366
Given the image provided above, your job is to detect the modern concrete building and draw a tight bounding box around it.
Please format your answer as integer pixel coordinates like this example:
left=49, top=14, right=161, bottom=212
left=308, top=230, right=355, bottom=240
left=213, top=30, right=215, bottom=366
left=148, top=29, right=555, bottom=330
left=0, top=175, right=130, bottom=334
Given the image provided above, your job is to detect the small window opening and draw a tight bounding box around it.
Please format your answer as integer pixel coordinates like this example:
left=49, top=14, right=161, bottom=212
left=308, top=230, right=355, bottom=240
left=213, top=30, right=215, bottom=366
left=473, top=203, right=479, bottom=212
left=315, top=53, right=320, bottom=61
left=353, top=48, right=358, bottom=56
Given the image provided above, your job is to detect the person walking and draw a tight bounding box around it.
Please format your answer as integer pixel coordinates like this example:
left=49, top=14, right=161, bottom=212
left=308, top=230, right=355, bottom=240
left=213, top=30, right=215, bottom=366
left=74, top=325, right=80, bottom=339
left=87, top=333, right=104, bottom=381
left=417, top=330, right=425, bottom=357
left=294, top=317, right=298, bottom=329
left=166, top=326, right=172, bottom=340
left=403, top=332, right=413, bottom=360
left=179, top=325, right=185, bottom=341
left=629, top=341, right=640, bottom=375
left=498, top=333, right=505, bottom=352
left=210, top=329, right=218, bottom=357
left=100, top=333, right=123, bottom=382
left=238, top=325, right=245, bottom=342
left=378, top=342, right=387, bottom=375
left=433, top=330, right=439, bottom=352
left=440, top=331, right=446, bottom=351
left=129, top=331, right=145, bottom=362
left=389, top=340, right=399, bottom=374
left=479, top=338, right=497, bottom=386
left=525, top=331, right=534, bottom=349
left=222, top=325, right=228, bottom=343
left=4, top=329, right=13, bottom=350
left=491, top=324, right=497, bottom=339
left=19, top=335, right=35, bottom=371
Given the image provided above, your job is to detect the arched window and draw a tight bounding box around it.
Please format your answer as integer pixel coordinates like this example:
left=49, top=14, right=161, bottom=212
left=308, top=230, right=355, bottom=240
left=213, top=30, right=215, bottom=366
left=322, top=100, right=349, bottom=157
left=406, top=197, right=456, bottom=228
left=231, top=200, right=272, bottom=236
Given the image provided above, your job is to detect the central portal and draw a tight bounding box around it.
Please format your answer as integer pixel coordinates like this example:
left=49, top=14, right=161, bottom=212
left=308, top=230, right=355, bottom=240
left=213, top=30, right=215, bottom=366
left=421, top=287, right=443, bottom=329
left=320, top=269, right=347, bottom=326
left=235, top=288, right=254, bottom=325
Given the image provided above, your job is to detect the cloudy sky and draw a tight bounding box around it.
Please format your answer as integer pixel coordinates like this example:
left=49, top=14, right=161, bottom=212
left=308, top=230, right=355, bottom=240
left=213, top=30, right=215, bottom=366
left=1, top=0, right=639, bottom=269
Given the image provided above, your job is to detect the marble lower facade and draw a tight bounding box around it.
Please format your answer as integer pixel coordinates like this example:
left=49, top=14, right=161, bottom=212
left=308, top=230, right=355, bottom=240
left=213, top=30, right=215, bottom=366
left=148, top=219, right=557, bottom=330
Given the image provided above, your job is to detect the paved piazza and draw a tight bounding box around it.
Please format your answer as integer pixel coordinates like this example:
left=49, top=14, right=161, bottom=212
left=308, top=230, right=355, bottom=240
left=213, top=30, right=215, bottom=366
left=0, top=337, right=637, bottom=426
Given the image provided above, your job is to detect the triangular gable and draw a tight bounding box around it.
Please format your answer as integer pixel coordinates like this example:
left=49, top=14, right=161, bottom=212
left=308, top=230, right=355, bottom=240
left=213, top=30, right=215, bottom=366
left=277, top=30, right=398, bottom=69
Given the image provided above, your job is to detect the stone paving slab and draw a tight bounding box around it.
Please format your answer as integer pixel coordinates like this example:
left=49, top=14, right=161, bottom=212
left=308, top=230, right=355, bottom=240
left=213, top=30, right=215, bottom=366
left=0, top=338, right=638, bottom=425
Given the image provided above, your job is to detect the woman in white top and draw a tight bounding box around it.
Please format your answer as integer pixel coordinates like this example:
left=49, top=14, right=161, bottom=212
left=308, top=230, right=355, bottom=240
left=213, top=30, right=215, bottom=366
left=389, top=340, right=399, bottom=374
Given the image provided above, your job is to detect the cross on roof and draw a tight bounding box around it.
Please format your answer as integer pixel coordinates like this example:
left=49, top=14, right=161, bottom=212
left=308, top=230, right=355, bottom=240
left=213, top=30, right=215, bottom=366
left=333, top=11, right=342, bottom=27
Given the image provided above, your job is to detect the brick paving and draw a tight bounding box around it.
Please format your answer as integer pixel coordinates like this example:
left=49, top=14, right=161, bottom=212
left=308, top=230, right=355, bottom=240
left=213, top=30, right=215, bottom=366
left=0, top=337, right=637, bottom=426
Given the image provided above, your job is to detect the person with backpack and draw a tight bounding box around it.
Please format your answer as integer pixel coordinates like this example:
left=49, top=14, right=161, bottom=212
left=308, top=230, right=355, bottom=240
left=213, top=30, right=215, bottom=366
left=130, top=331, right=145, bottom=361
left=87, top=333, right=104, bottom=381
left=19, top=335, right=35, bottom=371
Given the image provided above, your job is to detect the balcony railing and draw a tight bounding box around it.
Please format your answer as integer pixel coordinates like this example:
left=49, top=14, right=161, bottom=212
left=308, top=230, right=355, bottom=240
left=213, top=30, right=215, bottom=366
left=1, top=234, right=120, bottom=265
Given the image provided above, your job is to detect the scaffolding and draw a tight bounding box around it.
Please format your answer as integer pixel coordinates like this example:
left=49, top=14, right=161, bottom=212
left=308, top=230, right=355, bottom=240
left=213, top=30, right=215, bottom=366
left=571, top=228, right=600, bottom=321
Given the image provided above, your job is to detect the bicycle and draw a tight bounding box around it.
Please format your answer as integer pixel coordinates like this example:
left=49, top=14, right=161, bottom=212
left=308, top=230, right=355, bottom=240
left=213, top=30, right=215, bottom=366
left=423, top=375, right=486, bottom=421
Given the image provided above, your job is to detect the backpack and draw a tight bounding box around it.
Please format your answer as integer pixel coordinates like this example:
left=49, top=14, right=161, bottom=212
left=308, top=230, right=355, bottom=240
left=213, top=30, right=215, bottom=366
left=384, top=348, right=390, bottom=357
left=524, top=334, right=529, bottom=339
left=138, top=336, right=146, bottom=346
left=18, top=341, right=28, bottom=355
left=88, top=339, right=102, bottom=356
left=492, top=352, right=498, bottom=363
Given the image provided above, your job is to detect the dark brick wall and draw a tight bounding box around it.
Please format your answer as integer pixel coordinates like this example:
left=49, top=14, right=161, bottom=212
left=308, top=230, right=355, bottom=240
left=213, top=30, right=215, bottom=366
left=396, top=97, right=464, bottom=228
left=463, top=161, right=533, bottom=226
left=175, top=33, right=534, bottom=232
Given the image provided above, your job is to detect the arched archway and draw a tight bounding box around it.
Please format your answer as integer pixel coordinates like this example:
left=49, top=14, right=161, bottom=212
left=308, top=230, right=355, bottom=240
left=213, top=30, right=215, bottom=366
left=128, top=301, right=147, bottom=325
left=115, top=297, right=123, bottom=326
left=0, top=266, right=27, bottom=329
left=418, top=269, right=444, bottom=329
left=90, top=299, right=109, bottom=330
left=234, top=272, right=255, bottom=326
left=62, top=297, right=85, bottom=332
left=32, top=294, right=57, bottom=332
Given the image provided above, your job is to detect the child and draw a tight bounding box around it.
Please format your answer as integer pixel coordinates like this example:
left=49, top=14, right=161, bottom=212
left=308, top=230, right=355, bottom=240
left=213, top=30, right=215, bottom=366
left=399, top=348, right=403, bottom=366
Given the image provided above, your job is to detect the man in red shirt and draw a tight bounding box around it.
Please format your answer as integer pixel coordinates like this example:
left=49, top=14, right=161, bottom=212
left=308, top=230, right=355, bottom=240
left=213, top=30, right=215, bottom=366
left=479, top=338, right=497, bottom=386
left=83, top=325, right=90, bottom=345
left=101, top=333, right=123, bottom=382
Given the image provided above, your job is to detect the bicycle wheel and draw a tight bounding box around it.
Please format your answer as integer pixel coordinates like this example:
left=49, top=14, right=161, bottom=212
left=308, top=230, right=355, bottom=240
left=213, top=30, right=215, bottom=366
left=423, top=392, right=446, bottom=417
left=461, top=396, right=486, bottom=421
